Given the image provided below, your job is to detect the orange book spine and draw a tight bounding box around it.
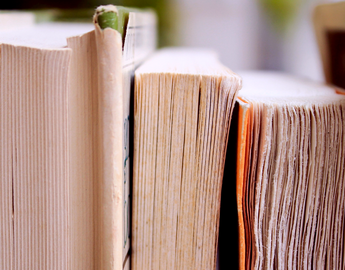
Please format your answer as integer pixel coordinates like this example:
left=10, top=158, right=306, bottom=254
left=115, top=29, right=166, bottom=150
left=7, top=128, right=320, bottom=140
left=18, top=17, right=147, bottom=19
left=236, top=99, right=250, bottom=270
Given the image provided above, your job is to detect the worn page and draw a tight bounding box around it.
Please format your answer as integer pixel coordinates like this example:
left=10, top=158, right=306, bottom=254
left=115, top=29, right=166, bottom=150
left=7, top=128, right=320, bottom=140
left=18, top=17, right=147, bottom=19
left=133, top=49, right=241, bottom=270
left=237, top=71, right=345, bottom=270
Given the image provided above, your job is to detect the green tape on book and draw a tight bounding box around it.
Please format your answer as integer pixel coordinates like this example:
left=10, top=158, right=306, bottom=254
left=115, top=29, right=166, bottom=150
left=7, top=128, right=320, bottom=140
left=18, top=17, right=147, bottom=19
left=94, top=5, right=137, bottom=37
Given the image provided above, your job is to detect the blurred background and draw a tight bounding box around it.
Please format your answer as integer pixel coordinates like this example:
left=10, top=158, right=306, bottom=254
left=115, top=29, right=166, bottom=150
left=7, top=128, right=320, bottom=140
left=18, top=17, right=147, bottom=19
left=1, top=0, right=343, bottom=82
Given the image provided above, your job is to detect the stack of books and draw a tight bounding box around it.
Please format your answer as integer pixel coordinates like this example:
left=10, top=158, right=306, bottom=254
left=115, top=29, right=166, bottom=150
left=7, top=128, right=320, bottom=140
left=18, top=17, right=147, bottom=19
left=0, top=4, right=344, bottom=270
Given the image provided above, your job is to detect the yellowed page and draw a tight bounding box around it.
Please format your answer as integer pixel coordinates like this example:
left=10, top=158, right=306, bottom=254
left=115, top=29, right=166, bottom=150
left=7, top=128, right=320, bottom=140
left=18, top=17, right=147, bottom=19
left=133, top=49, right=242, bottom=270
left=238, top=71, right=345, bottom=270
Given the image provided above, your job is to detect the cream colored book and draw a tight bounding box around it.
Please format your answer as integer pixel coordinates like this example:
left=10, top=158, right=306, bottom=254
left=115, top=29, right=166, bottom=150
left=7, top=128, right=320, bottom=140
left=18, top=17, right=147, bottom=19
left=223, top=71, right=345, bottom=270
left=0, top=6, right=156, bottom=270
left=132, top=48, right=242, bottom=270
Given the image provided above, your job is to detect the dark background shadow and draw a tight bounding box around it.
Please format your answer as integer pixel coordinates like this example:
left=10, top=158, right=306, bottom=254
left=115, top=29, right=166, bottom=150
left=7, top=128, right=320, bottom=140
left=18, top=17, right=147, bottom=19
left=219, top=102, right=239, bottom=269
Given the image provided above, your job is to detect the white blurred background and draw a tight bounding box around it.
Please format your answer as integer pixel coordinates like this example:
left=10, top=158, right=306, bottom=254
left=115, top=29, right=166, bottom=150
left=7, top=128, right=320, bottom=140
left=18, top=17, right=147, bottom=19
left=4, top=0, right=343, bottom=83
left=168, top=0, right=344, bottom=82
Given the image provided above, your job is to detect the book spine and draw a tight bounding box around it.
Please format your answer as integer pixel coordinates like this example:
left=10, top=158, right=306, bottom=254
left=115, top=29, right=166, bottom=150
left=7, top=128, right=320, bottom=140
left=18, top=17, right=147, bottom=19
left=94, top=24, right=123, bottom=270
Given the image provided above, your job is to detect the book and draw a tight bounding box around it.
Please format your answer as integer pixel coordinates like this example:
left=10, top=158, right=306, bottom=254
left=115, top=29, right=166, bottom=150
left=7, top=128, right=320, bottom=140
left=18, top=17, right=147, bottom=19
left=132, top=48, right=242, bottom=270
left=0, top=6, right=156, bottom=270
left=220, top=71, right=345, bottom=270
left=314, top=1, right=345, bottom=90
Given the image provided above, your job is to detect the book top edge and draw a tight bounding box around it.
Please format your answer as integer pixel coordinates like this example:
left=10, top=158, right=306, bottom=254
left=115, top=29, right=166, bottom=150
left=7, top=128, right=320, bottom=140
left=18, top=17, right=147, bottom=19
left=0, top=22, right=93, bottom=49
left=135, top=48, right=241, bottom=80
left=237, top=71, right=345, bottom=105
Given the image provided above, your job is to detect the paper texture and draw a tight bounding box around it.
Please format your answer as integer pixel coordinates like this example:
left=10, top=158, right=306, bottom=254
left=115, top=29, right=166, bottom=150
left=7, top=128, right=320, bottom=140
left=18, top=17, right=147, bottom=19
left=67, top=30, right=98, bottom=270
left=132, top=49, right=241, bottom=270
left=235, top=71, right=345, bottom=270
left=0, top=44, right=71, bottom=269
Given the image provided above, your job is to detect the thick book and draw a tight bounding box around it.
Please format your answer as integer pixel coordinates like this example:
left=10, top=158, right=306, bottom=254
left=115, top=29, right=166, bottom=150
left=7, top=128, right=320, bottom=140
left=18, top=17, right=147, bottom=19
left=224, top=71, right=345, bottom=270
left=0, top=6, right=156, bottom=270
left=132, top=48, right=242, bottom=270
